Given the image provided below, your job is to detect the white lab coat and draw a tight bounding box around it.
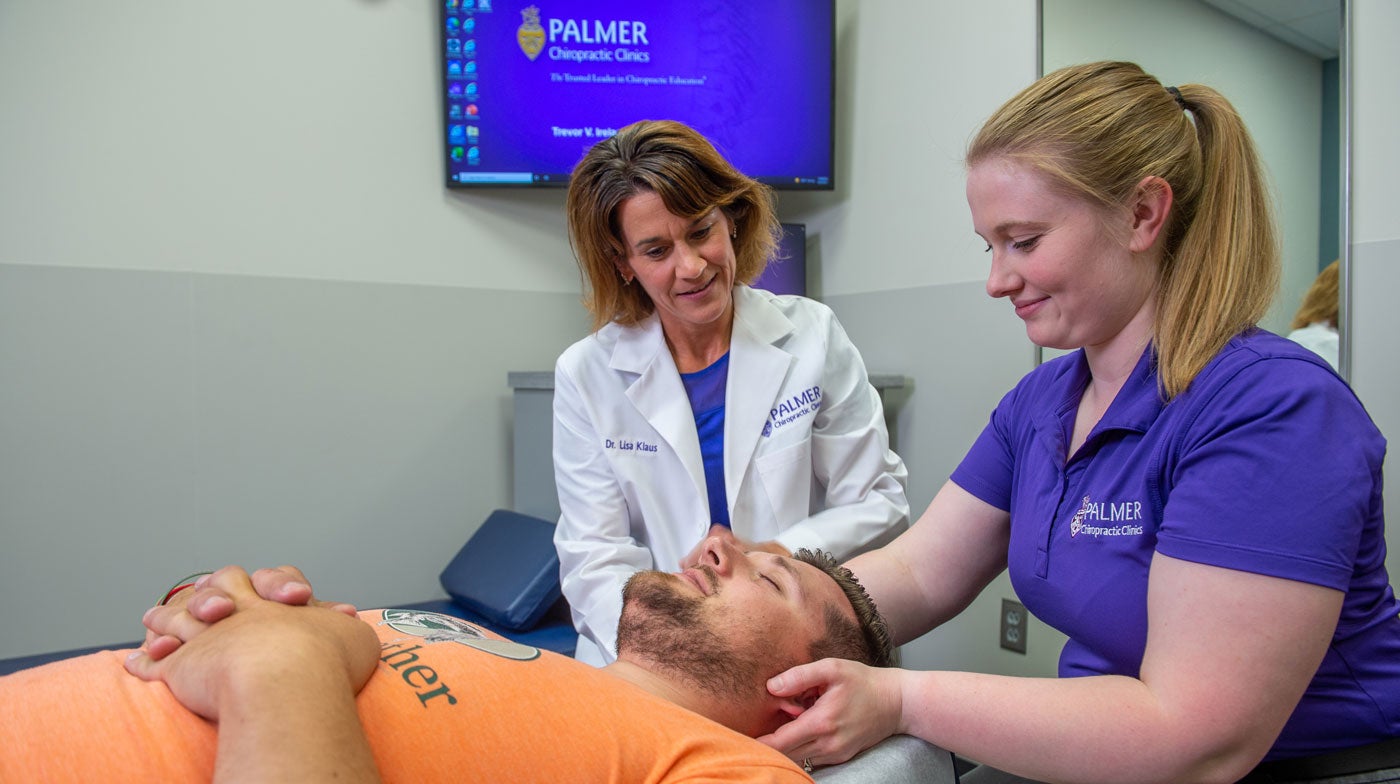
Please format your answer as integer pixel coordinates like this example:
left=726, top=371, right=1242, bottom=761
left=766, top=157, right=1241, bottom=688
left=553, top=285, right=910, bottom=665
left=1286, top=321, right=1340, bottom=371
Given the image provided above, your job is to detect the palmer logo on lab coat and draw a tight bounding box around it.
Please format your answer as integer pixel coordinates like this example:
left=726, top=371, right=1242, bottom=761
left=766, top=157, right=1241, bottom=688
left=764, top=385, right=823, bottom=437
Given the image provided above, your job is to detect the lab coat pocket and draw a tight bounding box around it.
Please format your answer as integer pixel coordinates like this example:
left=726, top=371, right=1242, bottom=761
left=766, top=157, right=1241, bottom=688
left=755, top=439, right=813, bottom=523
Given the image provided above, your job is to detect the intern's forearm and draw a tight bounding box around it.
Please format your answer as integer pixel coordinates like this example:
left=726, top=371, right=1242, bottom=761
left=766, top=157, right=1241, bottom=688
left=896, top=670, right=1254, bottom=784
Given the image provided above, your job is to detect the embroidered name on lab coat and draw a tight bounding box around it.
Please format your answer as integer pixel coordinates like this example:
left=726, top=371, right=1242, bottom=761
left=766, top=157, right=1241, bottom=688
left=604, top=438, right=659, bottom=453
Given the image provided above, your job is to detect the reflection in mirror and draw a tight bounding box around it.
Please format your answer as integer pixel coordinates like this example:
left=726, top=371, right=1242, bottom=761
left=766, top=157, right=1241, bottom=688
left=1038, top=0, right=1347, bottom=378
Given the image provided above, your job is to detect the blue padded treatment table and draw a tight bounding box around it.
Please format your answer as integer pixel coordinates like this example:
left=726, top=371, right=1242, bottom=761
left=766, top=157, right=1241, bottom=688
left=409, top=508, right=577, bottom=656
left=0, top=640, right=142, bottom=677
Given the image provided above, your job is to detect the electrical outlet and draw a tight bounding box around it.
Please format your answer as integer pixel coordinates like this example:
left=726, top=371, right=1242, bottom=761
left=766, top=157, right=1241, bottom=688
left=1000, top=598, right=1028, bottom=653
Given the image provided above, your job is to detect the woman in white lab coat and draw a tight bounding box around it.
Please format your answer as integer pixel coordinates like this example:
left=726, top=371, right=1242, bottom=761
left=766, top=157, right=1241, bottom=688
left=556, top=120, right=911, bottom=665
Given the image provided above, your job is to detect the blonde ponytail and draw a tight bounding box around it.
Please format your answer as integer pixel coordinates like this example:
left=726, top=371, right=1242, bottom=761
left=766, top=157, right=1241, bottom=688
left=1152, top=84, right=1278, bottom=397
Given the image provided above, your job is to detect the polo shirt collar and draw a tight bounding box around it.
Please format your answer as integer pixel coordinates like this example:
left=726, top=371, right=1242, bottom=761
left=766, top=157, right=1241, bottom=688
left=1033, top=344, right=1165, bottom=463
left=1101, top=344, right=1165, bottom=433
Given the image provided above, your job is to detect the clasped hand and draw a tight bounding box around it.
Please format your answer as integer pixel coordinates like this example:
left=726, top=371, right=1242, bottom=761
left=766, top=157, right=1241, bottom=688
left=125, top=566, right=378, bottom=722
left=136, top=564, right=358, bottom=662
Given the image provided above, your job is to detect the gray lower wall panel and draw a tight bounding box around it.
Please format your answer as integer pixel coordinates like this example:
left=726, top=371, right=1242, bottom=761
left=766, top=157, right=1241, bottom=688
left=0, top=263, right=588, bottom=659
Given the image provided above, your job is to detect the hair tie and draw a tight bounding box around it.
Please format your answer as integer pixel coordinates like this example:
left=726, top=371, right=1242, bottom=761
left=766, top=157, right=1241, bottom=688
left=1166, top=85, right=1188, bottom=111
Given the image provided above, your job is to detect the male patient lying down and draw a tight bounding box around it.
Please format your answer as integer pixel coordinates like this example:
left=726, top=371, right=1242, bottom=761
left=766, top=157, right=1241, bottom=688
left=0, top=537, right=891, bottom=783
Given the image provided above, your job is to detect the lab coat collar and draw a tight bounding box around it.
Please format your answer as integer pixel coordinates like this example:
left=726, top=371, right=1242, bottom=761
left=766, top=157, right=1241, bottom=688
left=731, top=284, right=798, bottom=346
left=608, top=310, right=668, bottom=378
left=613, top=315, right=703, bottom=499
left=607, top=286, right=800, bottom=520
left=725, top=287, right=797, bottom=510
left=605, top=286, right=796, bottom=371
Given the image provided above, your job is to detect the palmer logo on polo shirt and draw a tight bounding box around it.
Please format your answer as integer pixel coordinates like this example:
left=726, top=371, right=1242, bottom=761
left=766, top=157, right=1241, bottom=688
left=1068, top=495, right=1146, bottom=538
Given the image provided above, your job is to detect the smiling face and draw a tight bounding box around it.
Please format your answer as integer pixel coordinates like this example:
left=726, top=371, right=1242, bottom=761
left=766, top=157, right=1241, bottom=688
left=613, top=189, right=737, bottom=344
left=967, top=157, right=1160, bottom=355
left=616, top=538, right=858, bottom=724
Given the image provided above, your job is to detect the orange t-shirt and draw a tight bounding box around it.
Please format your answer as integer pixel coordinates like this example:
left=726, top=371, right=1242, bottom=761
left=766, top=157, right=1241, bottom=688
left=0, top=609, right=810, bottom=783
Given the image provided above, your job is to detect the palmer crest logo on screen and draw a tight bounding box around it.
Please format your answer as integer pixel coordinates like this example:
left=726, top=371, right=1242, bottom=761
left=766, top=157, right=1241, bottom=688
left=517, top=5, right=545, bottom=61
left=515, top=5, right=653, bottom=64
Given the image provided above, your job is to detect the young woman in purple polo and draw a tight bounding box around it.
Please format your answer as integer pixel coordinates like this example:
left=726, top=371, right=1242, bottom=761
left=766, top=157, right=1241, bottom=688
left=763, top=61, right=1400, bottom=784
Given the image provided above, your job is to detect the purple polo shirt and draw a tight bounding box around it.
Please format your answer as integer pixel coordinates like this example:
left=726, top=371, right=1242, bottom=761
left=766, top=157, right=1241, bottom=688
left=952, top=330, right=1400, bottom=759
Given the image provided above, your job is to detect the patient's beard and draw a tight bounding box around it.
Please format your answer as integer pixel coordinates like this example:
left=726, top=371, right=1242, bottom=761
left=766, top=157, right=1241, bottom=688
left=616, top=571, right=768, bottom=700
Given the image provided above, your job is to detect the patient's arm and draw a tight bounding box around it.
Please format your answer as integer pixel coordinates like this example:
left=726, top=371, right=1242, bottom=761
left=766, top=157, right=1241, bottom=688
left=127, top=567, right=382, bottom=784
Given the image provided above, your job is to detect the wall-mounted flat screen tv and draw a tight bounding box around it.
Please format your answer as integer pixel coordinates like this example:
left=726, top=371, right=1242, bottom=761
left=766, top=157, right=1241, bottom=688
left=441, top=0, right=835, bottom=190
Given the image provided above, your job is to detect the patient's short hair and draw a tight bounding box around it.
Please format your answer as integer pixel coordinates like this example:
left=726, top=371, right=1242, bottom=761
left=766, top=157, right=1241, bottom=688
left=793, top=548, right=895, bottom=668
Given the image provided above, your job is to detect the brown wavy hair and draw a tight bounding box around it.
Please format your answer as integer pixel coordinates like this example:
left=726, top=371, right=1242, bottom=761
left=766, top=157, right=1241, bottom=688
left=565, top=120, right=782, bottom=332
left=967, top=61, right=1279, bottom=398
left=1291, top=259, right=1340, bottom=330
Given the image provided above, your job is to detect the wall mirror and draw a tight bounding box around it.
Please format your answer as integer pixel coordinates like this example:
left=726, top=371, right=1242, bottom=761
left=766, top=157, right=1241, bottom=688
left=1038, top=0, right=1349, bottom=378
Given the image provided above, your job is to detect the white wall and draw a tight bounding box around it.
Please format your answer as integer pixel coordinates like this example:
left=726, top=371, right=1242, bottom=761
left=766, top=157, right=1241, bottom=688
left=790, top=4, right=1031, bottom=296
left=0, top=2, right=577, bottom=292
left=1349, top=0, right=1400, bottom=582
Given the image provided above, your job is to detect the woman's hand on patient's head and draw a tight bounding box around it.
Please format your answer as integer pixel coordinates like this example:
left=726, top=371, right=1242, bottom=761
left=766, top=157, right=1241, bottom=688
left=756, top=658, right=905, bottom=769
left=141, top=564, right=357, bottom=661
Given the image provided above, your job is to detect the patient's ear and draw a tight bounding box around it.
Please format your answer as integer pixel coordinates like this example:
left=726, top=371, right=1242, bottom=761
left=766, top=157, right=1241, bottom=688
left=773, top=687, right=821, bottom=722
